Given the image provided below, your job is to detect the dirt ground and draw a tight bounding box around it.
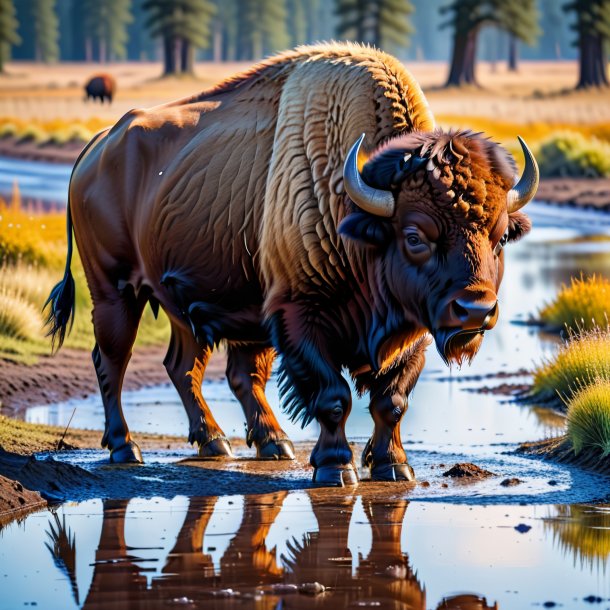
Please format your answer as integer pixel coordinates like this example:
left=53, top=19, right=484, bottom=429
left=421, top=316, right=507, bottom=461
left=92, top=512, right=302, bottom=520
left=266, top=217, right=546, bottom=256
left=0, top=345, right=226, bottom=415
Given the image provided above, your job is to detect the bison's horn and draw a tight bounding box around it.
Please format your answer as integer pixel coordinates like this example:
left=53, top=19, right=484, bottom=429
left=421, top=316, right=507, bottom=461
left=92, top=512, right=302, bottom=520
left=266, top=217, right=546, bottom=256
left=343, top=134, right=395, bottom=218
left=507, top=136, right=539, bottom=213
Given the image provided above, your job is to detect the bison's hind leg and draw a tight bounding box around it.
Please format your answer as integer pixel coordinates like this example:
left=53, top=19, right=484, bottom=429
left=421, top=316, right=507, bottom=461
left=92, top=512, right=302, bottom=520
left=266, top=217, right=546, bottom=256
left=164, top=324, right=232, bottom=458
left=91, top=284, right=148, bottom=463
left=226, top=344, right=295, bottom=460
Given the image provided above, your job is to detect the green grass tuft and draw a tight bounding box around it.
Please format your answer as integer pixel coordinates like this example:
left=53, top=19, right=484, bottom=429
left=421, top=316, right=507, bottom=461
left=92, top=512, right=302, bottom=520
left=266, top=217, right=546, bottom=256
left=539, top=275, right=610, bottom=333
left=567, top=380, right=610, bottom=457
left=537, top=131, right=610, bottom=178
left=529, top=327, right=610, bottom=409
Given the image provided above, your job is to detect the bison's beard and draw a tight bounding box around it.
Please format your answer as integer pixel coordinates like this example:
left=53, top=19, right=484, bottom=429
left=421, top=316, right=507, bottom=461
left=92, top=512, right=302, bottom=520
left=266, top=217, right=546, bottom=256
left=434, top=329, right=485, bottom=367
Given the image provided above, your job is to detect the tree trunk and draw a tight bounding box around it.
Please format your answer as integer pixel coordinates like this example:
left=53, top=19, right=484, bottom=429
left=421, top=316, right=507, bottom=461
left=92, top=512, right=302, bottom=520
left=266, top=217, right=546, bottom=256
left=181, top=39, right=195, bottom=74
left=85, top=37, right=93, bottom=62
left=508, top=35, right=518, bottom=71
left=99, top=39, right=107, bottom=64
left=446, top=29, right=479, bottom=87
left=577, top=33, right=609, bottom=88
left=163, top=36, right=177, bottom=75
left=213, top=23, right=222, bottom=62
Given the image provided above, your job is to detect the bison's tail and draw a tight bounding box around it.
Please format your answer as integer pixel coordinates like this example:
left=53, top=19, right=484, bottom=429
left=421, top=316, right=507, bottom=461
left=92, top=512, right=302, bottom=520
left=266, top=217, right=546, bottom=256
left=44, top=202, right=76, bottom=352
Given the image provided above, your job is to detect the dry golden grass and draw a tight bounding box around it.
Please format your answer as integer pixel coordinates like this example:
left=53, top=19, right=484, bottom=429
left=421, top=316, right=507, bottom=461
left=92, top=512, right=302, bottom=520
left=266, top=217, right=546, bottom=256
left=539, top=275, right=610, bottom=333
left=567, top=379, right=610, bottom=457
left=529, top=327, right=610, bottom=409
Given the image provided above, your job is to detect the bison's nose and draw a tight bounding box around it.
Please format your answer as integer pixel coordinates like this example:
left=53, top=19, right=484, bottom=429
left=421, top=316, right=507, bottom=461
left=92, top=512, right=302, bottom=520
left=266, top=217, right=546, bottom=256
left=450, top=297, right=498, bottom=331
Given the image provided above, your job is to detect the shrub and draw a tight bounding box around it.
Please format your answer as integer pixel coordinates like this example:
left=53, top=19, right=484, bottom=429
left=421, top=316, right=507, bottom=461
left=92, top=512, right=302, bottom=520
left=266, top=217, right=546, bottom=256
left=0, top=288, right=42, bottom=340
left=16, top=124, right=49, bottom=145
left=530, top=327, right=610, bottom=409
left=0, top=123, right=18, bottom=138
left=539, top=275, right=610, bottom=333
left=567, top=380, right=610, bottom=457
left=537, top=131, right=610, bottom=178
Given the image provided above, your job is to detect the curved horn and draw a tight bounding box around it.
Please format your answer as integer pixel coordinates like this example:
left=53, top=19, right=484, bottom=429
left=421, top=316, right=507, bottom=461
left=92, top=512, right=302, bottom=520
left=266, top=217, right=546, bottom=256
left=507, top=136, right=539, bottom=213
left=343, top=134, right=395, bottom=218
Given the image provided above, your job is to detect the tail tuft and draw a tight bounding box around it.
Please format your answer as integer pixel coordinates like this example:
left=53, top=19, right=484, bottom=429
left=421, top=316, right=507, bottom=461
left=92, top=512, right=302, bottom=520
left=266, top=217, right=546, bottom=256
left=44, top=270, right=76, bottom=352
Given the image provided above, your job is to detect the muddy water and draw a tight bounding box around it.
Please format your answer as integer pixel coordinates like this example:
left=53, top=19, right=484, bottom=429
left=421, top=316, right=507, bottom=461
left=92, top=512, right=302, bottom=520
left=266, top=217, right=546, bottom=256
left=1, top=492, right=609, bottom=609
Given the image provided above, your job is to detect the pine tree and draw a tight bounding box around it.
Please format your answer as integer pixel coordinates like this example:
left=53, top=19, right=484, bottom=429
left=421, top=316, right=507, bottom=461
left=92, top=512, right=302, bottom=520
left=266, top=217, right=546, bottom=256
left=442, top=0, right=540, bottom=87
left=0, top=0, right=21, bottom=72
left=235, top=0, right=289, bottom=60
left=30, top=0, right=59, bottom=63
left=287, top=0, right=306, bottom=47
left=498, top=0, right=539, bottom=71
left=335, top=0, right=414, bottom=51
left=144, top=0, right=215, bottom=74
left=83, top=0, right=133, bottom=62
left=564, top=0, right=610, bottom=88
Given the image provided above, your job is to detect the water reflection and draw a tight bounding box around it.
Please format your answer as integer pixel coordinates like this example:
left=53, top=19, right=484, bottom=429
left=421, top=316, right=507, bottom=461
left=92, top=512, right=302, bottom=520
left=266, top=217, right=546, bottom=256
left=544, top=504, right=610, bottom=572
left=12, top=492, right=604, bottom=609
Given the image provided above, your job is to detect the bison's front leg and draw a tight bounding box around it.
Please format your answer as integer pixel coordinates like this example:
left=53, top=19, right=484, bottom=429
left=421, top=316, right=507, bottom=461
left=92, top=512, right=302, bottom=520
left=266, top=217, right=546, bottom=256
left=269, top=307, right=357, bottom=487
left=226, top=344, right=295, bottom=460
left=356, top=340, right=427, bottom=481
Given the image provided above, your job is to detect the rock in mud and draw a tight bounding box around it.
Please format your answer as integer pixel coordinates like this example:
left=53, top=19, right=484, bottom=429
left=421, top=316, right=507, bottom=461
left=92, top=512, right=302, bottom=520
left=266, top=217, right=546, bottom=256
left=298, top=582, right=325, bottom=595
left=442, top=463, right=496, bottom=479
left=500, top=477, right=523, bottom=487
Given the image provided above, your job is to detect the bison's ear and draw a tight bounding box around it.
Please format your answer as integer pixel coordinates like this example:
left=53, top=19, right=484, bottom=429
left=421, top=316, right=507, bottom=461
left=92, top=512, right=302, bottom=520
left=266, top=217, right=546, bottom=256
left=338, top=211, right=392, bottom=247
left=506, top=210, right=532, bottom=243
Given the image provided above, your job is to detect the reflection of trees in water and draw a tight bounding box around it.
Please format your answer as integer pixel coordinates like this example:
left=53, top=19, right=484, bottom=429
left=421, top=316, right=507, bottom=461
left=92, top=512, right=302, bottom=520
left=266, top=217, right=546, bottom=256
left=544, top=504, right=610, bottom=572
left=44, top=492, right=499, bottom=609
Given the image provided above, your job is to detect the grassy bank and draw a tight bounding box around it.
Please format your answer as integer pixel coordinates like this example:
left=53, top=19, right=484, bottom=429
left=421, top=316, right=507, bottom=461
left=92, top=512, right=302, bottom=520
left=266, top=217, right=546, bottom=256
left=0, top=192, right=169, bottom=364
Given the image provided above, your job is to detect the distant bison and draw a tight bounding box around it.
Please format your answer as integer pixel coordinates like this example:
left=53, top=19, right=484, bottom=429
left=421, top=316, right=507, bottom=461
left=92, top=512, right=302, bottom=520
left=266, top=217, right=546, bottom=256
left=84, top=74, right=115, bottom=104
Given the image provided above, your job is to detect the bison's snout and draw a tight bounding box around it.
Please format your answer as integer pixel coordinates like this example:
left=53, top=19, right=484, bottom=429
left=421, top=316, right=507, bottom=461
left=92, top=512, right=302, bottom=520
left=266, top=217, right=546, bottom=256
left=450, top=297, right=498, bottom=331
left=432, top=290, right=499, bottom=364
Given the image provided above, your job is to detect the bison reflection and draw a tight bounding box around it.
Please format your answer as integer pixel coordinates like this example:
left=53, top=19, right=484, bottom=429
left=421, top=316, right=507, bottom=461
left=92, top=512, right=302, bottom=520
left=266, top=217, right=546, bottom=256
left=46, top=493, right=500, bottom=609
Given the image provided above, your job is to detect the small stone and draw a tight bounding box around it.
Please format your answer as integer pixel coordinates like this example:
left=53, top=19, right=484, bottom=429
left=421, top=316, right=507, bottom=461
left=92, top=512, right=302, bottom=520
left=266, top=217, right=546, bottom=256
left=271, top=584, right=298, bottom=594
left=583, top=595, right=603, bottom=603
left=547, top=480, right=559, bottom=486
left=298, top=582, right=325, bottom=595
left=542, top=602, right=557, bottom=608
left=420, top=481, right=431, bottom=487
left=514, top=523, right=532, bottom=534
left=500, top=478, right=522, bottom=487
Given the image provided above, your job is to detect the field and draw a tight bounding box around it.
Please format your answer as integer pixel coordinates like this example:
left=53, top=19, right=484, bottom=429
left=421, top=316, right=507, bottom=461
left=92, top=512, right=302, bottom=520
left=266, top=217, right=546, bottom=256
left=1, top=60, right=610, bottom=154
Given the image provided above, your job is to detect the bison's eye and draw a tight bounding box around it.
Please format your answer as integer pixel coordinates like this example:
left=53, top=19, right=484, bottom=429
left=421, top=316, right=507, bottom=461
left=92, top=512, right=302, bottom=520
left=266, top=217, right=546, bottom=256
left=493, top=232, right=509, bottom=257
left=403, top=226, right=435, bottom=265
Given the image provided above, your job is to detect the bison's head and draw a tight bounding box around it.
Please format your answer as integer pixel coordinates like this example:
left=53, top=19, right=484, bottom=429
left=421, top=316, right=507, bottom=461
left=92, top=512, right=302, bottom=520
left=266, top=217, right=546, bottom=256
left=339, top=130, right=537, bottom=365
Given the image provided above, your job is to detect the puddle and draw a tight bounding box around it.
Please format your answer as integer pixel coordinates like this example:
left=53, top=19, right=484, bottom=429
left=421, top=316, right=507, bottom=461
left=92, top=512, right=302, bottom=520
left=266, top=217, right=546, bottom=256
left=1, top=492, right=609, bottom=609
left=24, top=225, right=610, bottom=453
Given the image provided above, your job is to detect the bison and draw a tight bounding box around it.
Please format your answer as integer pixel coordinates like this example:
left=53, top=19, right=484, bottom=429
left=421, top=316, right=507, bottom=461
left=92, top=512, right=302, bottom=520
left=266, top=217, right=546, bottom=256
left=84, top=74, right=115, bottom=104
left=46, top=43, right=538, bottom=486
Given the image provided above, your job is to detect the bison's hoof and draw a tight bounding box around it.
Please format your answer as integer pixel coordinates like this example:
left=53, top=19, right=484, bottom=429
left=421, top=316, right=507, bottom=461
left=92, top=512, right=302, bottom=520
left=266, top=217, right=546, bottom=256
left=257, top=439, right=296, bottom=460
left=312, top=464, right=359, bottom=488
left=109, top=440, right=143, bottom=464
left=371, top=462, right=416, bottom=482
left=198, top=437, right=233, bottom=459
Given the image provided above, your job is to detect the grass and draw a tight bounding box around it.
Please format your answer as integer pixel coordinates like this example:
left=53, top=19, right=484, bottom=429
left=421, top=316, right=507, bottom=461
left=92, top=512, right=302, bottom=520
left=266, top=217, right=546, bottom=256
left=0, top=117, right=108, bottom=146
left=566, top=379, right=610, bottom=458
left=539, top=275, right=610, bottom=333
left=0, top=190, right=170, bottom=364
left=528, top=327, right=610, bottom=410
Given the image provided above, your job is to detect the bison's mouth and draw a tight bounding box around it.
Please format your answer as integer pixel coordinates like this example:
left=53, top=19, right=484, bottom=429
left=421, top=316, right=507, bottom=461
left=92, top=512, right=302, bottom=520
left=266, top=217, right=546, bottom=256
left=434, top=328, right=485, bottom=366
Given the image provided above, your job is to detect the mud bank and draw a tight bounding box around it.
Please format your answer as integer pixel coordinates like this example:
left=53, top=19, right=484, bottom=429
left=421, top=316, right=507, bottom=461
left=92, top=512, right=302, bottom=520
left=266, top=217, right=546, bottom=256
left=0, top=346, right=227, bottom=415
